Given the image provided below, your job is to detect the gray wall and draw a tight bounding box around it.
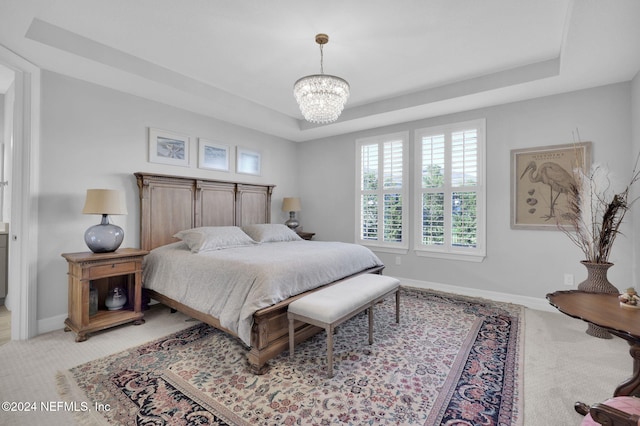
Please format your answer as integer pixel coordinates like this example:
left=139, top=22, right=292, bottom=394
left=33, top=70, right=640, bottom=328
left=297, top=82, right=634, bottom=300
left=37, top=71, right=299, bottom=321
left=632, top=71, right=640, bottom=287
left=0, top=93, right=4, bottom=139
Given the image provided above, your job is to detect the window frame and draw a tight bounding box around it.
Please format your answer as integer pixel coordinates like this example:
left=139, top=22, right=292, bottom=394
left=355, top=131, right=409, bottom=253
left=413, top=119, right=486, bottom=262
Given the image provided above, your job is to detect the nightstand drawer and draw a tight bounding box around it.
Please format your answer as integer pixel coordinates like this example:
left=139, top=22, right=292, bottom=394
left=89, top=261, right=136, bottom=279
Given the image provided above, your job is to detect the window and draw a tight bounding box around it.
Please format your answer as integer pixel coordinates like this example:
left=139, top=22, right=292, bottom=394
left=414, top=119, right=485, bottom=261
left=356, top=132, right=409, bottom=252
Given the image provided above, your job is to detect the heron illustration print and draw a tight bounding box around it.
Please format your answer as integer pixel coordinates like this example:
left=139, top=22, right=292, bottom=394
left=511, top=142, right=591, bottom=230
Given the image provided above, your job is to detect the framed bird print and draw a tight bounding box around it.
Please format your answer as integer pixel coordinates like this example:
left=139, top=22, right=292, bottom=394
left=511, top=141, right=591, bottom=230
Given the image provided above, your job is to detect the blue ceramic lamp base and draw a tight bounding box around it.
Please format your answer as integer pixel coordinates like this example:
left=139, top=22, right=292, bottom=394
left=85, top=214, right=124, bottom=253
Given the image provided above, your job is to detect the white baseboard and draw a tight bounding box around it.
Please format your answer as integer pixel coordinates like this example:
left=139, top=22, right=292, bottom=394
left=38, top=313, right=67, bottom=335
left=33, top=278, right=555, bottom=336
left=397, top=277, right=556, bottom=312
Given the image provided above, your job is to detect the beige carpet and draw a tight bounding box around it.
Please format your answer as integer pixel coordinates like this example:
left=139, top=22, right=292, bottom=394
left=0, top=301, right=630, bottom=426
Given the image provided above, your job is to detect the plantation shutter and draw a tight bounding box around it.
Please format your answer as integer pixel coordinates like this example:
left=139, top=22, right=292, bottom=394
left=415, top=119, right=485, bottom=261
left=356, top=132, right=408, bottom=250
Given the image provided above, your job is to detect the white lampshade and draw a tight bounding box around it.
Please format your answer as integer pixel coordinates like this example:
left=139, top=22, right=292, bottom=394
left=82, top=189, right=127, bottom=215
left=82, top=189, right=127, bottom=253
left=282, top=197, right=302, bottom=212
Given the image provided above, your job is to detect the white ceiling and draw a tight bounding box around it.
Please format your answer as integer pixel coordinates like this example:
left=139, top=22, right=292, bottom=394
left=0, top=0, right=639, bottom=141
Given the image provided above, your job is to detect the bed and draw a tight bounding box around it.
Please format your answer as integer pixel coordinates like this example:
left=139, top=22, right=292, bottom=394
left=135, top=172, right=384, bottom=373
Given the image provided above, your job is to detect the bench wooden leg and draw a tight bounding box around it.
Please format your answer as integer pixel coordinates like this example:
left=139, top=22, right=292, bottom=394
left=327, top=325, right=334, bottom=378
left=396, top=289, right=400, bottom=324
left=289, top=318, right=295, bottom=360
left=368, top=305, right=374, bottom=345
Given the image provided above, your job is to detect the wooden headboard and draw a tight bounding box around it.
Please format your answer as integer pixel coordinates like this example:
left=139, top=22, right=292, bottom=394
left=135, top=172, right=275, bottom=251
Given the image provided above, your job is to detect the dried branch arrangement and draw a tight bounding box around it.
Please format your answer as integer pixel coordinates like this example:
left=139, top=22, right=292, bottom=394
left=560, top=153, right=640, bottom=264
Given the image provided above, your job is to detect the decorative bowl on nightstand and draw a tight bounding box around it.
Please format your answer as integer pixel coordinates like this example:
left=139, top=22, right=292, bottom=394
left=105, top=287, right=127, bottom=310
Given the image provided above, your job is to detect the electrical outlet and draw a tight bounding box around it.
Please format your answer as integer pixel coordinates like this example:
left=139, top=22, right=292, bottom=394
left=564, top=273, right=574, bottom=286
left=395, top=256, right=401, bottom=265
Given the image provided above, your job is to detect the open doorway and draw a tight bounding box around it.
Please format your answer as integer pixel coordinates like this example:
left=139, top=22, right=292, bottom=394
left=0, top=45, right=40, bottom=343
left=0, top=63, right=14, bottom=345
left=0, top=64, right=13, bottom=344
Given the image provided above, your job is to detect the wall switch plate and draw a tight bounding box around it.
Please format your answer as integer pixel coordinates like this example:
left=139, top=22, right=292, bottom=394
left=395, top=256, right=401, bottom=265
left=564, top=273, right=574, bottom=286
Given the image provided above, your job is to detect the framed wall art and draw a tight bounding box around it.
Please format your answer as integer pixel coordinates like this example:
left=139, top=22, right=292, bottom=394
left=236, top=147, right=261, bottom=176
left=148, top=128, right=190, bottom=167
left=511, top=141, right=591, bottom=230
left=198, top=138, right=230, bottom=172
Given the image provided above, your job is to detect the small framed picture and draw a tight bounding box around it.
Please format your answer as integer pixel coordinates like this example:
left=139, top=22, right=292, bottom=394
left=198, top=138, right=230, bottom=172
left=511, top=141, right=591, bottom=230
left=237, top=147, right=261, bottom=176
left=148, top=128, right=190, bottom=167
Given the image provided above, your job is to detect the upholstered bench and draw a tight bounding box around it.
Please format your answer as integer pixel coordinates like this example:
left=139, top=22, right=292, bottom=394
left=288, top=274, right=400, bottom=377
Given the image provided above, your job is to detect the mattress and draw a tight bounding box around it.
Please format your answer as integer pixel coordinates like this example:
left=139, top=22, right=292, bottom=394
left=142, top=240, right=384, bottom=345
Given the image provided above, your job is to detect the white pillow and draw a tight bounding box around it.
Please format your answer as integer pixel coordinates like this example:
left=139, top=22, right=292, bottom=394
left=241, top=224, right=302, bottom=243
left=173, top=226, right=258, bottom=253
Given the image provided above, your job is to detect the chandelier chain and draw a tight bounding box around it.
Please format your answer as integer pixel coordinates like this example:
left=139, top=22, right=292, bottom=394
left=319, top=43, right=324, bottom=74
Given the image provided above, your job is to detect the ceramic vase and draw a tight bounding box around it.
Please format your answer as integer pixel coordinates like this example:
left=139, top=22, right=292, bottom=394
left=577, top=261, right=617, bottom=294
left=577, top=261, right=618, bottom=339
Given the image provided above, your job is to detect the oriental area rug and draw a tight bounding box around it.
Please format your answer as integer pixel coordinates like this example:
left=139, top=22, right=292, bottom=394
left=57, top=288, right=524, bottom=425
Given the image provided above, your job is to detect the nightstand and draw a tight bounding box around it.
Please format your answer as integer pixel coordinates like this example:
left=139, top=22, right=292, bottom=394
left=61, top=248, right=148, bottom=342
left=297, top=231, right=315, bottom=240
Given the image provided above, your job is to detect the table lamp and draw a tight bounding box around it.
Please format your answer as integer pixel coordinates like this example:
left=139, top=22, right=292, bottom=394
left=282, top=197, right=302, bottom=230
left=82, top=189, right=128, bottom=253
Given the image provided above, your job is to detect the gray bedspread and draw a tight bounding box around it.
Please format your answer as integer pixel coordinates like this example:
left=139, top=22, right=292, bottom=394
left=142, top=240, right=383, bottom=346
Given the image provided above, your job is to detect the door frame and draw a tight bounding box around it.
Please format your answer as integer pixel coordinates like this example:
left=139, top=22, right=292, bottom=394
left=0, top=45, right=40, bottom=340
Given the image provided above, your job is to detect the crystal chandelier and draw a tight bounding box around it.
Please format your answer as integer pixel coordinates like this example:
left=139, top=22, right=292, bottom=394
left=293, top=34, right=350, bottom=124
